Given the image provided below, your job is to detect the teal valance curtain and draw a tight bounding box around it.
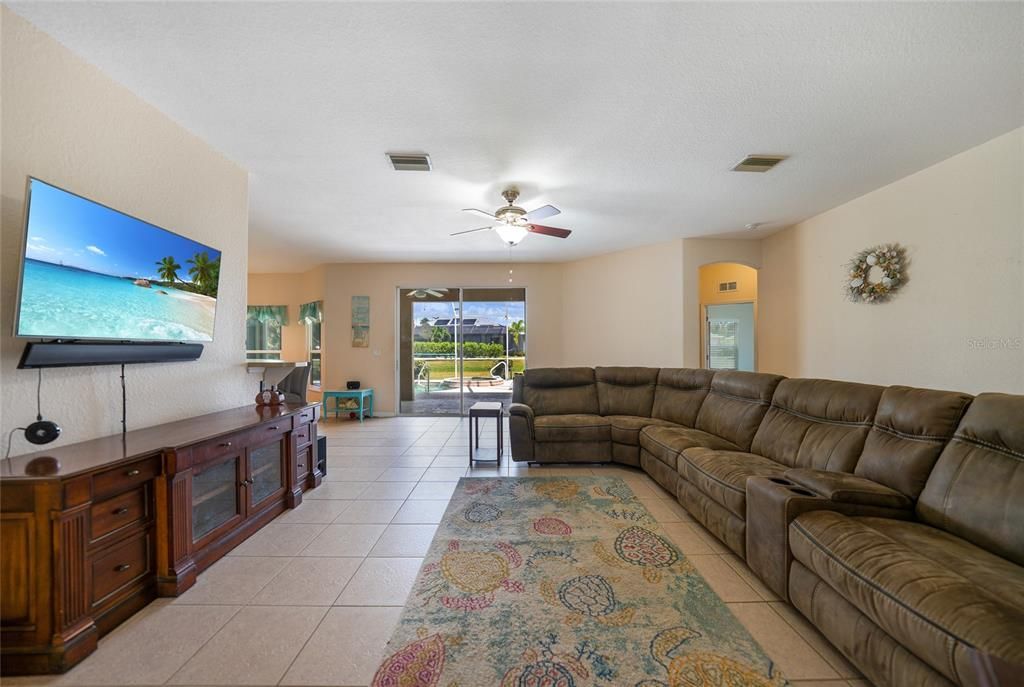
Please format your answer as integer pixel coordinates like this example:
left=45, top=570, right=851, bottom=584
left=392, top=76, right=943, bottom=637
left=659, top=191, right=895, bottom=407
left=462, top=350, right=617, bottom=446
left=247, top=305, right=288, bottom=325
left=298, top=300, right=323, bottom=325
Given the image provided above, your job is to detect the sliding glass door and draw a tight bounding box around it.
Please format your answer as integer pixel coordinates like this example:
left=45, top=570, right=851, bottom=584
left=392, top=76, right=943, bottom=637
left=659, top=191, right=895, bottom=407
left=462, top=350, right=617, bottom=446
left=398, top=287, right=526, bottom=415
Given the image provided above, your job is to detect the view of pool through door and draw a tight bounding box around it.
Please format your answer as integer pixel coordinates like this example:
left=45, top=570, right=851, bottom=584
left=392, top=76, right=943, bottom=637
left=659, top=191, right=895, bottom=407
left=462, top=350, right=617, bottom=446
left=397, top=287, right=526, bottom=415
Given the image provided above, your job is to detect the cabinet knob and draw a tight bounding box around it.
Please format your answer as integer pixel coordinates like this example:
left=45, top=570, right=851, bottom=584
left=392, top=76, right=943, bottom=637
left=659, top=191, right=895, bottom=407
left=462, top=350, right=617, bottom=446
left=113, top=507, right=130, bottom=516
left=220, top=441, right=232, bottom=447
left=125, top=469, right=141, bottom=477
left=114, top=564, right=132, bottom=572
left=297, top=463, right=304, bottom=468
left=269, top=426, right=279, bottom=430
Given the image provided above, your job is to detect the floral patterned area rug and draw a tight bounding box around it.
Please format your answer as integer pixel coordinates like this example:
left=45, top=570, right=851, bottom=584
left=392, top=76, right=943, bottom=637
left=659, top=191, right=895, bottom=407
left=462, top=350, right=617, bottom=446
left=372, top=476, right=789, bottom=687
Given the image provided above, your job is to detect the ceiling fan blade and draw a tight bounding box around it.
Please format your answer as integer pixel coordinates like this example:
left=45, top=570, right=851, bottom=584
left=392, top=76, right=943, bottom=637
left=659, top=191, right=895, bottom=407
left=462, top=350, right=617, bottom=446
left=450, top=226, right=493, bottom=236
left=462, top=208, right=496, bottom=220
left=528, top=224, right=572, bottom=239
left=524, top=204, right=560, bottom=221
left=407, top=288, right=450, bottom=298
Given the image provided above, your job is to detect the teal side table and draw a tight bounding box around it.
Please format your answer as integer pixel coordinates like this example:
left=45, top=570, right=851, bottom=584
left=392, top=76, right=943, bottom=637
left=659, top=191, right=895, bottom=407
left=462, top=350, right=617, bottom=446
left=322, top=388, right=374, bottom=422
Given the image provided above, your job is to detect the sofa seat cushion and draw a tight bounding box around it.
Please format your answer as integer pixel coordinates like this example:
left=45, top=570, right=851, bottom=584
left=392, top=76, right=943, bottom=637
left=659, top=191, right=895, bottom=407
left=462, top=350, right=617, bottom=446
left=534, top=414, right=611, bottom=443
left=790, top=511, right=1024, bottom=682
left=606, top=415, right=678, bottom=446
left=679, top=448, right=786, bottom=518
left=640, top=427, right=741, bottom=473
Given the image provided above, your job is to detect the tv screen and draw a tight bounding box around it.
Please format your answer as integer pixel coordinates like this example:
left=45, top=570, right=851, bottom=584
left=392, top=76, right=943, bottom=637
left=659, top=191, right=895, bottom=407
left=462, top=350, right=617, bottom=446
left=15, top=178, right=221, bottom=342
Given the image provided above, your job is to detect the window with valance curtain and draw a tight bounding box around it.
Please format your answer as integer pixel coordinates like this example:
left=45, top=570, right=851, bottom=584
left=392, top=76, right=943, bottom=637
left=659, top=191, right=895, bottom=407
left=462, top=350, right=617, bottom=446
left=246, top=305, right=287, bottom=359
left=299, top=301, right=323, bottom=385
left=298, top=301, right=322, bottom=325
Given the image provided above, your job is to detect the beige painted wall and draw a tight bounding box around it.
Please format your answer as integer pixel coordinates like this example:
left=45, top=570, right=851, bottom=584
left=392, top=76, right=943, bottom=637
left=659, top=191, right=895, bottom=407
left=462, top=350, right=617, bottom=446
left=759, top=127, right=1024, bottom=394
left=247, top=267, right=326, bottom=364
left=0, top=9, right=252, bottom=453
left=320, top=263, right=563, bottom=414
left=699, top=263, right=758, bottom=305
left=559, top=240, right=686, bottom=367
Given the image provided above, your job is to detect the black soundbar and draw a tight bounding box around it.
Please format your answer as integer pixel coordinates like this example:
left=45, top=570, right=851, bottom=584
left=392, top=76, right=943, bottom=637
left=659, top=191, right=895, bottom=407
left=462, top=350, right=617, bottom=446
left=18, top=341, right=204, bottom=369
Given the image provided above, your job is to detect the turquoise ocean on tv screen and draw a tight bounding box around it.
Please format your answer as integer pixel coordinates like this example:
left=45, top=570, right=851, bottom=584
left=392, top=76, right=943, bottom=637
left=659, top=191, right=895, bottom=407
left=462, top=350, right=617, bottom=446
left=18, top=259, right=215, bottom=341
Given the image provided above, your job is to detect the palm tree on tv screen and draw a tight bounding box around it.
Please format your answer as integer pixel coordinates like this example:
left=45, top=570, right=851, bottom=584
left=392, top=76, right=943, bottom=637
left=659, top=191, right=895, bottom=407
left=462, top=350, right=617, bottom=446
left=187, top=252, right=219, bottom=297
left=156, top=256, right=181, bottom=284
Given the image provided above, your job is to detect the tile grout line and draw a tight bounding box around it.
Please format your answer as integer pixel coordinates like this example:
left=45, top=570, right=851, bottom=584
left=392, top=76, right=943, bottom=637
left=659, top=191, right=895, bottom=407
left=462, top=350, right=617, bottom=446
left=162, top=603, right=247, bottom=686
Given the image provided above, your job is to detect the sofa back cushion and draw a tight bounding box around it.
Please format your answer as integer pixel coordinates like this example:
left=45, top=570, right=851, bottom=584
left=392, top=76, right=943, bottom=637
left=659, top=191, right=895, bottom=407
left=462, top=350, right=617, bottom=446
left=855, top=386, right=973, bottom=500
left=521, top=367, right=599, bottom=416
left=695, top=371, right=784, bottom=450
left=596, top=367, right=660, bottom=417
left=651, top=368, right=715, bottom=427
left=917, top=393, right=1024, bottom=566
left=751, top=378, right=883, bottom=471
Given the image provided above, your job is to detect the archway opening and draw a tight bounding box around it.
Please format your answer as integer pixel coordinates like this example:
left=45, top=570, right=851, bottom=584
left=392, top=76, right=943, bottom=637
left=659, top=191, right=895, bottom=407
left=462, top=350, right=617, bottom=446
left=698, top=263, right=758, bottom=372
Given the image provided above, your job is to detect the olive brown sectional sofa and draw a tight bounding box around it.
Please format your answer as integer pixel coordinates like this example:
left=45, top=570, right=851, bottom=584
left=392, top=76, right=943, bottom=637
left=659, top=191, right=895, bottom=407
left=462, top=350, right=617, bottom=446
left=508, top=366, right=1023, bottom=687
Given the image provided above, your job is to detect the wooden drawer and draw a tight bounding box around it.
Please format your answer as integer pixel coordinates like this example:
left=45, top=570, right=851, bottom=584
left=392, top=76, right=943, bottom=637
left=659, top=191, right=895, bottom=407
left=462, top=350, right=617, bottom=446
left=253, top=420, right=289, bottom=443
left=293, top=423, right=311, bottom=447
left=92, top=456, right=160, bottom=500
left=91, top=486, right=148, bottom=542
left=295, top=407, right=316, bottom=426
left=90, top=531, right=152, bottom=606
left=192, top=435, right=243, bottom=465
left=295, top=444, right=312, bottom=483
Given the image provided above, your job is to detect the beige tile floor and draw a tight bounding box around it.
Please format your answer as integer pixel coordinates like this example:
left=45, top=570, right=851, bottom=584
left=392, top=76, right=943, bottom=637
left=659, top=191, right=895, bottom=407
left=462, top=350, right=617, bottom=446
left=7, top=416, right=868, bottom=687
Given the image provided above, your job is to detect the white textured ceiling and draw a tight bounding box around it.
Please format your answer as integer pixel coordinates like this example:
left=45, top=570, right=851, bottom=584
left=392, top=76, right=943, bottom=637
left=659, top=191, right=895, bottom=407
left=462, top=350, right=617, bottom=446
left=8, top=2, right=1023, bottom=272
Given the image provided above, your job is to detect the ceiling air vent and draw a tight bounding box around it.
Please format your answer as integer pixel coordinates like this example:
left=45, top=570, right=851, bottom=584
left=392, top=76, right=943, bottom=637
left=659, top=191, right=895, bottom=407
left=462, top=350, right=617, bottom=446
left=732, top=154, right=788, bottom=172
left=387, top=153, right=432, bottom=171
left=719, top=281, right=738, bottom=292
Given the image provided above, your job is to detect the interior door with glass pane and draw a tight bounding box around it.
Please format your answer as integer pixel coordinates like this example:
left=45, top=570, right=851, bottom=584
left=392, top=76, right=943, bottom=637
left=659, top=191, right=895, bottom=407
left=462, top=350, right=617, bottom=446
left=705, top=302, right=755, bottom=371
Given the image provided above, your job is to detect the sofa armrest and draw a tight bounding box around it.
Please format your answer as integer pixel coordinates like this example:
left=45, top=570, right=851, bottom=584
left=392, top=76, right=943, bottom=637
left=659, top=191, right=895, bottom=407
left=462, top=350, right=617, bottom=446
left=508, top=403, right=536, bottom=462
left=746, top=475, right=913, bottom=601
left=508, top=402, right=534, bottom=420
left=783, top=468, right=913, bottom=510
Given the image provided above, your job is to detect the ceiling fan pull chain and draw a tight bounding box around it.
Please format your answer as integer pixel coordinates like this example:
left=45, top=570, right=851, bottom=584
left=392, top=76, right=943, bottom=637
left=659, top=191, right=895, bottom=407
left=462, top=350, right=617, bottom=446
left=508, top=244, right=513, bottom=283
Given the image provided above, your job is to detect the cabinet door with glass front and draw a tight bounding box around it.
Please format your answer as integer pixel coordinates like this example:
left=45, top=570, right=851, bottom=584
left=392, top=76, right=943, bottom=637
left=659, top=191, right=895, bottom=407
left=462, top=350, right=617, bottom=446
left=246, top=437, right=287, bottom=511
left=191, top=452, right=246, bottom=548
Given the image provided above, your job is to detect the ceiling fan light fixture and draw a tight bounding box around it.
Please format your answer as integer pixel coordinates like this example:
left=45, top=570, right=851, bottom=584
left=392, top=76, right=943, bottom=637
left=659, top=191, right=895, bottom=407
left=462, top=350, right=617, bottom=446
left=494, top=224, right=529, bottom=245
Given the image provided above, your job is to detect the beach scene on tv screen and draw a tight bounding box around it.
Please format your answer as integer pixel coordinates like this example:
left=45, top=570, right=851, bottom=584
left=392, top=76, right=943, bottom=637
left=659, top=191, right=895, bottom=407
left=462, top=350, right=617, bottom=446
left=17, top=180, right=220, bottom=342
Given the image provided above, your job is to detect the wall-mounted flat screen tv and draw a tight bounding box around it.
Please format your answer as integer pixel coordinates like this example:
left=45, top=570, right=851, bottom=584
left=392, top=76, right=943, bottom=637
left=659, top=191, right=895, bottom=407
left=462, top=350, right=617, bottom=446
left=14, top=178, right=221, bottom=342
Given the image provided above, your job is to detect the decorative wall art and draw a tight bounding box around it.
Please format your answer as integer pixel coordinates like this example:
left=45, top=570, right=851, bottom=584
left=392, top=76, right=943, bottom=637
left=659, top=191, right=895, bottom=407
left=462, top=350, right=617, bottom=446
left=352, top=295, right=370, bottom=347
left=846, top=243, right=908, bottom=303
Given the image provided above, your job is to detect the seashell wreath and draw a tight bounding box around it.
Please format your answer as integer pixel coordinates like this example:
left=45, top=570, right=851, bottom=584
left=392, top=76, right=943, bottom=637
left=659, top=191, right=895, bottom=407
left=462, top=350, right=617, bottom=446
left=846, top=243, right=907, bottom=303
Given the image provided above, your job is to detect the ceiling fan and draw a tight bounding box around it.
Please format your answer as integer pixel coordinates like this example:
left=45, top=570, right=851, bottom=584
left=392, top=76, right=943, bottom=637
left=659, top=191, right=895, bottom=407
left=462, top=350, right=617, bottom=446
left=406, top=288, right=449, bottom=298
left=452, top=188, right=572, bottom=245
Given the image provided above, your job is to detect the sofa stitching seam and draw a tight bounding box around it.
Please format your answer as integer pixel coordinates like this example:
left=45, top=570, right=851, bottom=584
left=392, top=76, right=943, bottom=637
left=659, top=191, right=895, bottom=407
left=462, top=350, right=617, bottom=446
left=641, top=435, right=684, bottom=456
left=772, top=405, right=874, bottom=428
left=791, top=520, right=977, bottom=652
left=712, top=390, right=771, bottom=405
left=685, top=460, right=746, bottom=495
left=953, top=435, right=1024, bottom=460
left=872, top=425, right=952, bottom=443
